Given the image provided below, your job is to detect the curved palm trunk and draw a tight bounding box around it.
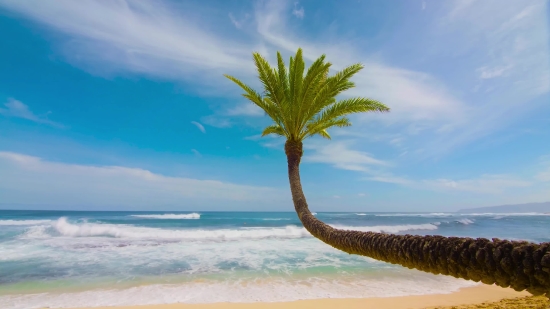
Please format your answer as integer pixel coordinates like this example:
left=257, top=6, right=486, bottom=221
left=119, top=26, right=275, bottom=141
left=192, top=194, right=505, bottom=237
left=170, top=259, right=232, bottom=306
left=285, top=140, right=550, bottom=297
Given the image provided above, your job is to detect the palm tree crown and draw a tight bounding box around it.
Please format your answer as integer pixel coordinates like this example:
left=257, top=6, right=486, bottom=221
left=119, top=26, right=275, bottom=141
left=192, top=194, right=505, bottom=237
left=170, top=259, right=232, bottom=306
left=224, top=48, right=389, bottom=142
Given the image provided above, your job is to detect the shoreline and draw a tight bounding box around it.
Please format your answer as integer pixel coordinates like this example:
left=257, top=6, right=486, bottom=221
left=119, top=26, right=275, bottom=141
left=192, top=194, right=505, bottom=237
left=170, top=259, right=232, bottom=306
left=69, top=285, right=531, bottom=309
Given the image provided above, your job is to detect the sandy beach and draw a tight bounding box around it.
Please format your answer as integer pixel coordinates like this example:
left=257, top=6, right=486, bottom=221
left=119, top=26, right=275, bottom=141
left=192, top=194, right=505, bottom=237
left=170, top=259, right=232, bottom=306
left=68, top=285, right=541, bottom=309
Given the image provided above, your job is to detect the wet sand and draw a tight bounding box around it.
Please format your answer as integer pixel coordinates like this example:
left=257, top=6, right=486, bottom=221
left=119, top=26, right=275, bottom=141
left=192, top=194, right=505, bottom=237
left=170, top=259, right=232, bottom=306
left=68, top=284, right=545, bottom=309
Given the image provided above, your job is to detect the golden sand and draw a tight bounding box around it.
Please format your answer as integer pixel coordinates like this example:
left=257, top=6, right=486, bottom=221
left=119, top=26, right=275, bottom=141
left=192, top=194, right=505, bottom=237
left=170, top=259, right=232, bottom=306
left=66, top=284, right=550, bottom=309
left=431, top=295, right=549, bottom=308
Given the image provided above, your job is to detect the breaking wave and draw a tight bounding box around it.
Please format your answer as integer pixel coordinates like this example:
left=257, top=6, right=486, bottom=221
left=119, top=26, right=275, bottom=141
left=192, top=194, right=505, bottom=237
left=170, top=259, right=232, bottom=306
left=22, top=218, right=439, bottom=241
left=130, top=213, right=200, bottom=219
left=456, top=219, right=474, bottom=225
left=335, top=224, right=439, bottom=234
left=0, top=219, right=52, bottom=226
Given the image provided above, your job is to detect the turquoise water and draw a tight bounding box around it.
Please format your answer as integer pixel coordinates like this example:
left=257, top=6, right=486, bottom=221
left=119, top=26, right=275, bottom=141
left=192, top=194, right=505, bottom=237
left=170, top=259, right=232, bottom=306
left=1, top=210, right=549, bottom=308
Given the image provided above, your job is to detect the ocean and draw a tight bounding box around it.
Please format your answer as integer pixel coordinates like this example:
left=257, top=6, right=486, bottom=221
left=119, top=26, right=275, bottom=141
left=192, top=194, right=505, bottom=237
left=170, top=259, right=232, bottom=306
left=1, top=210, right=549, bottom=308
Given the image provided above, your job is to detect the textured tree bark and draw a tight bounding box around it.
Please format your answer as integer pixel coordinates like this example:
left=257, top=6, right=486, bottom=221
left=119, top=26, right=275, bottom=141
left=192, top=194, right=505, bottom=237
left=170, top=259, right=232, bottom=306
left=285, top=140, right=550, bottom=297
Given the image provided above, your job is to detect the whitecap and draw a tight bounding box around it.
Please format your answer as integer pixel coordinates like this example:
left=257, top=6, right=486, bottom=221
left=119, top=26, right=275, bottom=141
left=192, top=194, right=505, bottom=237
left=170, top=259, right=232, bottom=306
left=35, top=218, right=439, bottom=241
left=456, top=219, right=474, bottom=225
left=0, top=219, right=52, bottom=226
left=130, top=213, right=200, bottom=219
left=375, top=213, right=453, bottom=218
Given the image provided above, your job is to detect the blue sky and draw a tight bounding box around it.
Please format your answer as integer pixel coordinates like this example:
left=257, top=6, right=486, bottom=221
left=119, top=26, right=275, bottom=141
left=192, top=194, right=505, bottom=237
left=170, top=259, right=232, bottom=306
left=0, top=0, right=549, bottom=212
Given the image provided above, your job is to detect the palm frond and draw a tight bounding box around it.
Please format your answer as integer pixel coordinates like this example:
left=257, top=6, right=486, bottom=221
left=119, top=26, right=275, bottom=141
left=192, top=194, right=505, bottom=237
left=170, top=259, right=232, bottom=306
left=317, top=129, right=331, bottom=139
left=303, top=117, right=351, bottom=139
left=261, top=124, right=287, bottom=137
left=225, top=48, right=390, bottom=143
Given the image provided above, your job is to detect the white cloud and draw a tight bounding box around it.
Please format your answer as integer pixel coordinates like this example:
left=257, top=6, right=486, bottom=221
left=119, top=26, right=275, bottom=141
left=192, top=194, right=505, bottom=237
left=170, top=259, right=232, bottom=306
left=253, top=0, right=467, bottom=128
left=366, top=173, right=533, bottom=195
left=537, top=171, right=550, bottom=182
left=228, top=13, right=249, bottom=29
left=0, top=98, right=62, bottom=127
left=201, top=115, right=233, bottom=128
left=422, top=175, right=531, bottom=194
left=404, top=0, right=550, bottom=156
left=2, top=0, right=468, bottom=130
left=304, top=140, right=387, bottom=172
left=536, top=156, right=550, bottom=182
left=191, top=149, right=202, bottom=157
left=0, top=0, right=254, bottom=88
left=442, top=0, right=549, bottom=97
left=367, top=175, right=413, bottom=186
left=199, top=103, right=265, bottom=129
left=261, top=138, right=285, bottom=150
left=0, top=152, right=282, bottom=209
left=191, top=121, right=206, bottom=133
left=332, top=195, right=340, bottom=199
left=477, top=65, right=512, bottom=79
left=3, top=0, right=548, bottom=164
left=226, top=103, right=264, bottom=117
left=292, top=3, right=304, bottom=19
left=244, top=134, right=263, bottom=141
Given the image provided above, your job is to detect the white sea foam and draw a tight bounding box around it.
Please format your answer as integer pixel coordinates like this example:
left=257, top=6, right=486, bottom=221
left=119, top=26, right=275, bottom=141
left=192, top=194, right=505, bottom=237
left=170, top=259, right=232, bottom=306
left=22, top=218, right=439, bottom=241
left=262, top=218, right=291, bottom=221
left=0, top=275, right=477, bottom=308
left=0, top=219, right=52, bottom=226
left=464, top=212, right=550, bottom=216
left=49, top=218, right=309, bottom=240
left=456, top=219, right=474, bottom=225
left=356, top=213, right=367, bottom=216
left=335, top=224, right=439, bottom=234
left=375, top=213, right=453, bottom=217
left=130, top=213, right=200, bottom=219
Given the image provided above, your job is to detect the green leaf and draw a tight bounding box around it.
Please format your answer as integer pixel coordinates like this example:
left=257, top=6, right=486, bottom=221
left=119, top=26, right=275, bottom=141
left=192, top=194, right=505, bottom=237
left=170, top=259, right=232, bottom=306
left=224, top=48, right=390, bottom=144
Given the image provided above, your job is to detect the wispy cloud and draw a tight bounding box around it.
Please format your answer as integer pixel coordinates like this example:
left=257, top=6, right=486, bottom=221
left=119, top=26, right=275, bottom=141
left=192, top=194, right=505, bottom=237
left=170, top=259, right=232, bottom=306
left=0, top=0, right=468, bottom=130
left=252, top=0, right=468, bottom=136
left=477, top=65, right=513, bottom=79
left=304, top=140, right=387, bottom=172
left=367, top=175, right=412, bottom=186
left=0, top=98, right=63, bottom=127
left=0, top=151, right=283, bottom=209
left=0, top=0, right=253, bottom=88
left=446, top=0, right=550, bottom=96
left=200, top=103, right=264, bottom=128
left=292, top=2, right=304, bottom=19
left=367, top=173, right=532, bottom=194
left=191, top=121, right=206, bottom=133
left=226, top=103, right=264, bottom=117
left=229, top=12, right=249, bottom=29
left=422, top=175, right=531, bottom=194
left=426, top=0, right=550, bottom=154
left=536, top=155, right=550, bottom=182
left=2, top=0, right=548, bottom=167
left=200, top=115, right=233, bottom=128
left=191, top=149, right=202, bottom=157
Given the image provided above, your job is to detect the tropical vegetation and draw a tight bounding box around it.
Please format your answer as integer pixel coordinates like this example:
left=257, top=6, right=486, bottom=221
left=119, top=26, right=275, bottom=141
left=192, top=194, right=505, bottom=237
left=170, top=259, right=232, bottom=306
left=225, top=48, right=550, bottom=297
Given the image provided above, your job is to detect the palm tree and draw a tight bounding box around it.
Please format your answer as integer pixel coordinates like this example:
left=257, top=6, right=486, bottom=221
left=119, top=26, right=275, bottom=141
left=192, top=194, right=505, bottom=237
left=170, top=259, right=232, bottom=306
left=225, top=48, right=550, bottom=297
